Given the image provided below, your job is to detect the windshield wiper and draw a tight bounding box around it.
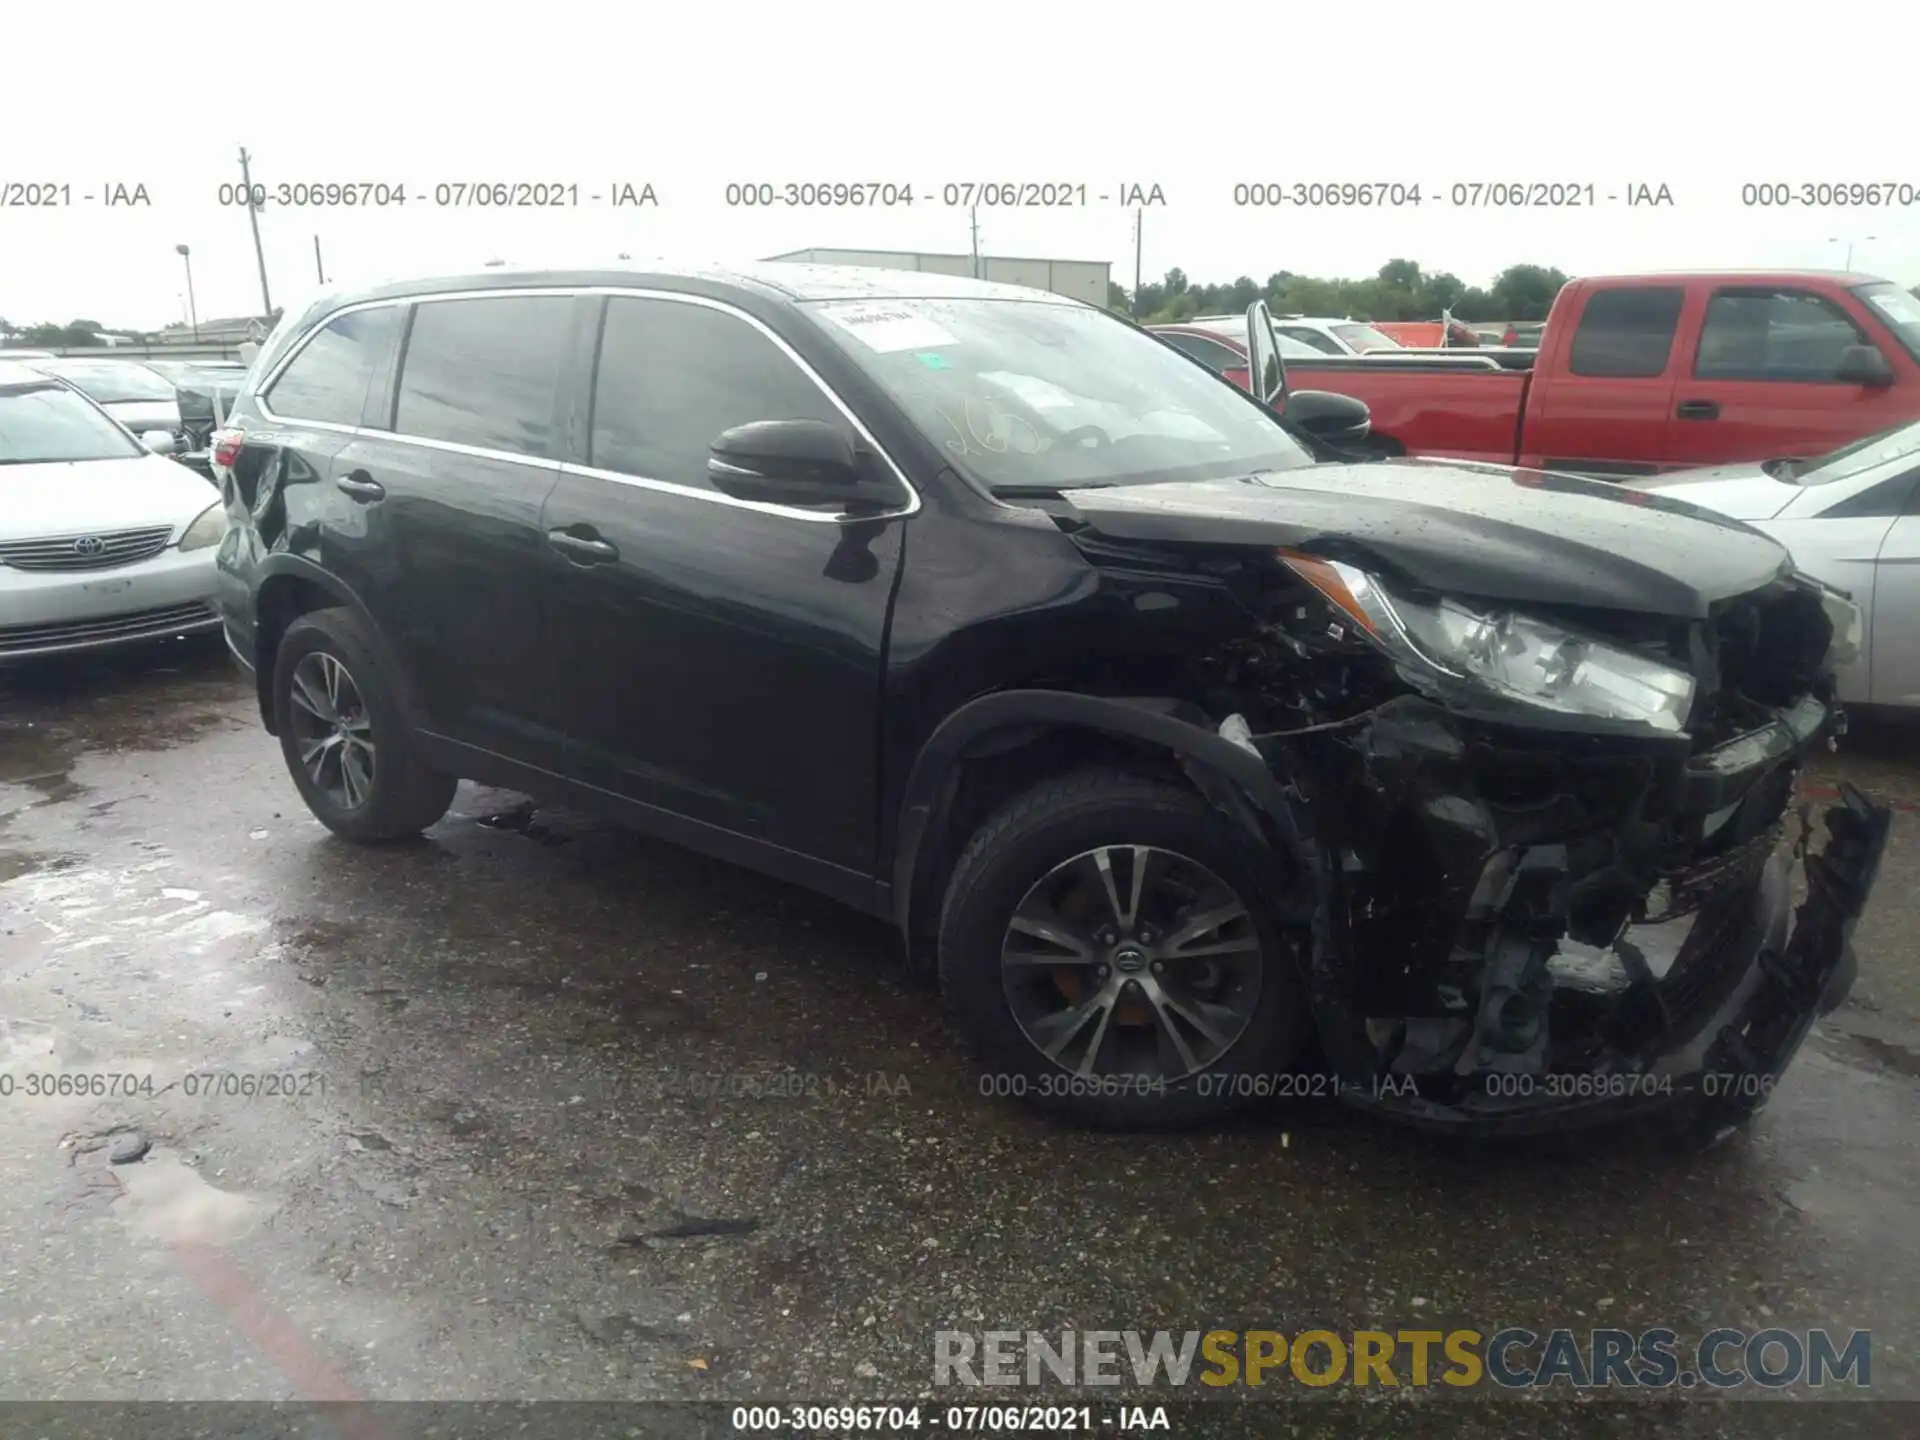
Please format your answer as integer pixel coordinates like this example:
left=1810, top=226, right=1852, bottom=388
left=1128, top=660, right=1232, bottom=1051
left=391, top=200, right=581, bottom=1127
left=990, top=482, right=1118, bottom=497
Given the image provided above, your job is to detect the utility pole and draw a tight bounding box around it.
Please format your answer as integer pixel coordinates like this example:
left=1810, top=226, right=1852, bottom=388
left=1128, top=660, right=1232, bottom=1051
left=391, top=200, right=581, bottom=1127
left=1132, top=208, right=1143, bottom=316
left=313, top=234, right=326, bottom=285
left=969, top=206, right=981, bottom=279
left=239, top=147, right=274, bottom=318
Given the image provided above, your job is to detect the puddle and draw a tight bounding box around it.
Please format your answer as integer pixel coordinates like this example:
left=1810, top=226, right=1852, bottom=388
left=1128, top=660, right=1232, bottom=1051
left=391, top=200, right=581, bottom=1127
left=113, top=1149, right=276, bottom=1246
left=1849, top=1032, right=1920, bottom=1080
left=0, top=850, right=85, bottom=883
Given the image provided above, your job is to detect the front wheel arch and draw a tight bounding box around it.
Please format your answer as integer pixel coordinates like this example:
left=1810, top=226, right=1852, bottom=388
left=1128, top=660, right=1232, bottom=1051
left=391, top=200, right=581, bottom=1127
left=889, top=692, right=1321, bottom=975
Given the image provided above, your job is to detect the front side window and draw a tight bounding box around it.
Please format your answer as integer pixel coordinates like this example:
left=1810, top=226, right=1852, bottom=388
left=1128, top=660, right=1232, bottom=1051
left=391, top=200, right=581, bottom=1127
left=809, top=297, right=1316, bottom=493
left=1568, top=287, right=1684, bottom=377
left=0, top=382, right=143, bottom=464
left=393, top=295, right=572, bottom=457
left=1694, top=289, right=1870, bottom=382
left=266, top=306, right=401, bottom=426
left=590, top=297, right=844, bottom=489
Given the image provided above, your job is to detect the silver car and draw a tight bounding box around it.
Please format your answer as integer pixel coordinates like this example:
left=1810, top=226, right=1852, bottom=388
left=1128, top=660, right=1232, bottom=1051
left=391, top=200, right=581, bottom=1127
left=0, top=363, right=225, bottom=661
left=1629, top=419, right=1920, bottom=709
left=26, top=356, right=184, bottom=443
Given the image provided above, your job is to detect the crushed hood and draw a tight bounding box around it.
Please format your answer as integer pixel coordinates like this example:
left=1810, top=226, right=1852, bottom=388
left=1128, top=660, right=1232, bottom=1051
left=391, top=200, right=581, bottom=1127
left=1063, top=458, right=1792, bottom=619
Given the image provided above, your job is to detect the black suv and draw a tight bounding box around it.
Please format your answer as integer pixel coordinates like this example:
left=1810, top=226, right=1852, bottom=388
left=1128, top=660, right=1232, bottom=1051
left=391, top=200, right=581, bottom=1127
left=212, top=264, right=1888, bottom=1138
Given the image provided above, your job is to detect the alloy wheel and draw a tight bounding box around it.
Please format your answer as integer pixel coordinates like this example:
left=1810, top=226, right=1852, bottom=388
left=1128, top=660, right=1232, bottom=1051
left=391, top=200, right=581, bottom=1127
left=287, top=651, right=376, bottom=810
left=1000, top=845, right=1265, bottom=1082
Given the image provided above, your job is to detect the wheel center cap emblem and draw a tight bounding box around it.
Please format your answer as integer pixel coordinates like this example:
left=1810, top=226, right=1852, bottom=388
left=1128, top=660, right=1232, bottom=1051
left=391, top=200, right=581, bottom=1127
left=1112, top=946, right=1147, bottom=973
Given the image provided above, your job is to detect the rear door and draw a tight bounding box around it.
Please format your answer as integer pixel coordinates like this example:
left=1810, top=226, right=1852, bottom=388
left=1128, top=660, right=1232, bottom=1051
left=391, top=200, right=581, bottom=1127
left=1667, top=287, right=1909, bottom=467
left=1520, top=284, right=1683, bottom=475
left=231, top=304, right=406, bottom=656
left=540, top=292, right=911, bottom=883
left=327, top=290, right=575, bottom=770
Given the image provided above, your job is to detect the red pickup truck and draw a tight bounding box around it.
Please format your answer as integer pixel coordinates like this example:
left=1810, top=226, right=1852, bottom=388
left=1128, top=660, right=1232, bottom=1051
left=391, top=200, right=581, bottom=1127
left=1260, top=272, right=1920, bottom=475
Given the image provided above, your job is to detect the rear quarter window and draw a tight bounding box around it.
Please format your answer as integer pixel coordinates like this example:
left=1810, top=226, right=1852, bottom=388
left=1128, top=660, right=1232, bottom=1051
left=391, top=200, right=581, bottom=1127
left=264, top=305, right=402, bottom=426
left=1567, top=287, right=1685, bottom=377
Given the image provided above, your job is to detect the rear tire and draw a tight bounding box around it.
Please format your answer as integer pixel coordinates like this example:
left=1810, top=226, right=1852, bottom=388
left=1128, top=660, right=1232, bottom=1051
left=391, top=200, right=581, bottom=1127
left=271, top=607, right=457, bottom=842
left=937, top=769, right=1313, bottom=1129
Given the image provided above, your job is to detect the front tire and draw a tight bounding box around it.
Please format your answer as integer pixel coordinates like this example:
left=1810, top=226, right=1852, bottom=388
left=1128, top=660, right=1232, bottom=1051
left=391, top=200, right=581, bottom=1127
left=937, top=769, right=1313, bottom=1129
left=271, top=607, right=457, bottom=842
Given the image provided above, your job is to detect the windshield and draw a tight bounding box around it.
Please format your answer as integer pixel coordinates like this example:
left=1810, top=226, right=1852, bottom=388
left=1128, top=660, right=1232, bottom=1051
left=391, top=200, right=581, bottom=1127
left=0, top=383, right=143, bottom=464
left=1778, top=417, right=1920, bottom=484
left=35, top=360, right=177, bottom=404
left=808, top=299, right=1316, bottom=493
left=1857, top=283, right=1920, bottom=364
left=1333, top=323, right=1402, bottom=353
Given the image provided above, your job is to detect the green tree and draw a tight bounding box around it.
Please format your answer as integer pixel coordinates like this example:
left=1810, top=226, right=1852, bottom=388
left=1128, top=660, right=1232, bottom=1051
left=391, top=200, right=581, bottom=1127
left=1377, top=258, right=1423, bottom=291
left=1488, top=265, right=1569, bottom=321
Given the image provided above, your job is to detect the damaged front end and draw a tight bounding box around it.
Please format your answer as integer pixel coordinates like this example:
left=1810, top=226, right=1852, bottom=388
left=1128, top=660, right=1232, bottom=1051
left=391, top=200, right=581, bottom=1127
left=1199, top=554, right=1891, bottom=1137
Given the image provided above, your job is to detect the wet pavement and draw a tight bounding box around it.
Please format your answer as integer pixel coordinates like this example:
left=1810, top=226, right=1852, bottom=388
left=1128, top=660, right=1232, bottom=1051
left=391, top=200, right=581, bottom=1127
left=3, top=638, right=1920, bottom=1433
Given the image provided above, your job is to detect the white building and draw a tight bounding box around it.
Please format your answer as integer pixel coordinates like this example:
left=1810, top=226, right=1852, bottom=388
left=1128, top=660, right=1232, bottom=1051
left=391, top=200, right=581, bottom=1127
left=764, top=248, right=1112, bottom=308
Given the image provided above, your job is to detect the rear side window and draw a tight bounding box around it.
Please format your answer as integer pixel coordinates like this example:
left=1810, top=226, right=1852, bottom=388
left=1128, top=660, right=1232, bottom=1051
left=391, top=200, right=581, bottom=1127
left=1694, top=289, right=1870, bottom=382
left=264, top=305, right=400, bottom=425
left=1279, top=326, right=1343, bottom=355
left=1567, top=287, right=1684, bottom=377
left=589, top=297, right=842, bottom=489
left=393, top=295, right=572, bottom=458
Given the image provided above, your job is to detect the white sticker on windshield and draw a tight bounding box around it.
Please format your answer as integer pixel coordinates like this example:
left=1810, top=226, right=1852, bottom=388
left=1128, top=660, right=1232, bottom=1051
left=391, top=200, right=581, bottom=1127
left=820, top=304, right=957, bottom=353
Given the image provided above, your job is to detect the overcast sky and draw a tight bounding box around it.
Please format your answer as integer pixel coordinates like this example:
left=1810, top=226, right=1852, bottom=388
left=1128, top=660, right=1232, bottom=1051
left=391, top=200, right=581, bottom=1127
left=5, top=1, right=1917, bottom=330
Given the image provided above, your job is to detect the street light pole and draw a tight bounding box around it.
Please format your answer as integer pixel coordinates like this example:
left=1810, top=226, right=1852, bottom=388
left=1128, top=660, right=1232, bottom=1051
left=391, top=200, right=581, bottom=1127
left=174, top=244, right=198, bottom=340
left=1828, top=235, right=1876, bottom=270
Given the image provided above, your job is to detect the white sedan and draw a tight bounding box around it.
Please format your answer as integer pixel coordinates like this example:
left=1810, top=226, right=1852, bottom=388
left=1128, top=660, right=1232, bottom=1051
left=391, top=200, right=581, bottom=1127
left=0, top=362, right=226, bottom=661
left=1628, top=419, right=1920, bottom=709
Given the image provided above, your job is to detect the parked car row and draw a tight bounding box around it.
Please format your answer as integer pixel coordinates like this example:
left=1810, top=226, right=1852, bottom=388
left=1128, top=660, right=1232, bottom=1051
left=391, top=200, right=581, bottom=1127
left=0, top=361, right=228, bottom=661
left=18, top=355, right=248, bottom=471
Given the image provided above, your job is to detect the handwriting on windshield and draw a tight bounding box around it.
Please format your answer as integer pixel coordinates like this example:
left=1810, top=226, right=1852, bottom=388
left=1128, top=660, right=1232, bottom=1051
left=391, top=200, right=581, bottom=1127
left=935, top=397, right=1050, bottom=460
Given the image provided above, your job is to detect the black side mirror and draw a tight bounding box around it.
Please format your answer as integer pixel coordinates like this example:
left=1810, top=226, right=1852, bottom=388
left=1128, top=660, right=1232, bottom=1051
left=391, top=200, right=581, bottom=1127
left=1837, top=345, right=1896, bottom=388
left=1285, top=389, right=1372, bottom=448
left=707, top=419, right=889, bottom=509
left=1245, top=300, right=1288, bottom=406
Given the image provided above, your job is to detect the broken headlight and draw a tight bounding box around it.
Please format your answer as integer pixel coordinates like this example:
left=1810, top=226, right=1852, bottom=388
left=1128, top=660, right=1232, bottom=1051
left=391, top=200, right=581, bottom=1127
left=1281, top=552, right=1696, bottom=733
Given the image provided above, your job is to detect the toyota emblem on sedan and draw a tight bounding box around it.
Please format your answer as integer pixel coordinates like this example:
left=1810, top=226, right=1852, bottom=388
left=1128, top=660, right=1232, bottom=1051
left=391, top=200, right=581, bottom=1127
left=72, top=536, right=107, bottom=557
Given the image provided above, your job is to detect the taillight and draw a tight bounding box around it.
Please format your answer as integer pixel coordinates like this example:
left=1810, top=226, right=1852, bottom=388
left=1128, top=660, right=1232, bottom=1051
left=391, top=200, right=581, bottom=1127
left=211, top=427, right=245, bottom=469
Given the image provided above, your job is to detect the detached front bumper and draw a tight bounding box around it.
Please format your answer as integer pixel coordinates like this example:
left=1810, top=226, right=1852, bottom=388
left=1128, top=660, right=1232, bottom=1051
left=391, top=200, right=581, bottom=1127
left=1270, top=691, right=1891, bottom=1137
left=1342, top=785, right=1887, bottom=1136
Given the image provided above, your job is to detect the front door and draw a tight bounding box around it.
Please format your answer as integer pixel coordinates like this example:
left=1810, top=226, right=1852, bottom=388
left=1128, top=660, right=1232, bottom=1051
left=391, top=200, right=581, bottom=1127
left=540, top=293, right=910, bottom=878
left=1666, top=286, right=1909, bottom=467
